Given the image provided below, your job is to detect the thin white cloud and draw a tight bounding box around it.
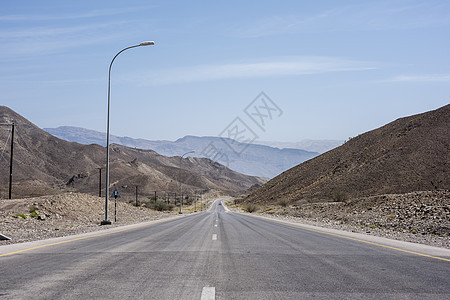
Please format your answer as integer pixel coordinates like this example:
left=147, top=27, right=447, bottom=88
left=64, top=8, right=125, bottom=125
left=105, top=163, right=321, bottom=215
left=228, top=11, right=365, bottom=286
left=388, top=74, right=450, bottom=82
left=0, top=19, right=138, bottom=59
left=233, top=1, right=450, bottom=38
left=0, top=6, right=157, bottom=59
left=0, top=6, right=158, bottom=22
left=0, top=22, right=123, bottom=39
left=128, top=56, right=376, bottom=86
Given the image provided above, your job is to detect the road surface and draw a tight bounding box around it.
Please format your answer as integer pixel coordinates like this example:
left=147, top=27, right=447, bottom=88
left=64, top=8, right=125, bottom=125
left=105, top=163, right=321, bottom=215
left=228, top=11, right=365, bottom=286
left=1, top=198, right=449, bottom=299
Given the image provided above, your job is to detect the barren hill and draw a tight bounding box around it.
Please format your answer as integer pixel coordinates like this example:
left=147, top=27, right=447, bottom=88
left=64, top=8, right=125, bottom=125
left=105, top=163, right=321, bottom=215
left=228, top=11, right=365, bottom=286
left=0, top=106, right=265, bottom=199
left=246, top=104, right=450, bottom=204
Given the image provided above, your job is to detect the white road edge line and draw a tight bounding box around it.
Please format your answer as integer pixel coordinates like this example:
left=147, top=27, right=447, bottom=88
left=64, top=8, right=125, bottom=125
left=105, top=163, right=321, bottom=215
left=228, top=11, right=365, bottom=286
left=222, top=201, right=231, bottom=212
left=201, top=286, right=215, bottom=300
left=212, top=234, right=217, bottom=241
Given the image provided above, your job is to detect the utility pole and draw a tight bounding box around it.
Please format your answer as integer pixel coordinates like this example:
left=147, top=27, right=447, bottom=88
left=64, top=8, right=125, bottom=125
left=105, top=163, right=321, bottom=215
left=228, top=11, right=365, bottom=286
left=98, top=168, right=102, bottom=197
left=178, top=150, right=195, bottom=214
left=8, top=123, right=14, bottom=200
left=0, top=123, right=14, bottom=199
left=194, top=191, right=197, bottom=212
left=135, top=186, right=138, bottom=206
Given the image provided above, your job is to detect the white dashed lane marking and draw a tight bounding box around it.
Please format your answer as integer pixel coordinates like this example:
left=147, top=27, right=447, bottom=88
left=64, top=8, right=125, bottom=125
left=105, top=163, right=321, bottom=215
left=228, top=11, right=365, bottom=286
left=201, top=286, right=215, bottom=300
left=212, top=234, right=217, bottom=241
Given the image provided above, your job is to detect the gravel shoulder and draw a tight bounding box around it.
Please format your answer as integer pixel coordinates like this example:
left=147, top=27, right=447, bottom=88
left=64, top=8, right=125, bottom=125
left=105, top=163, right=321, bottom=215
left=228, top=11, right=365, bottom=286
left=226, top=190, right=450, bottom=249
left=2, top=191, right=448, bottom=250
left=0, top=192, right=206, bottom=245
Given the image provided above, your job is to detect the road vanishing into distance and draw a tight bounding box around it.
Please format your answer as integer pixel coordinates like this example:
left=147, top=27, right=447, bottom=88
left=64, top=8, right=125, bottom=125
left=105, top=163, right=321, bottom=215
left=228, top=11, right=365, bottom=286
left=1, top=199, right=449, bottom=299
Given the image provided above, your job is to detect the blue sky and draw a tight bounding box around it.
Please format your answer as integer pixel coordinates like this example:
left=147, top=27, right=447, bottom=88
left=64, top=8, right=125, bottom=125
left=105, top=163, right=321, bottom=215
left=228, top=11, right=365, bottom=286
left=1, top=0, right=449, bottom=142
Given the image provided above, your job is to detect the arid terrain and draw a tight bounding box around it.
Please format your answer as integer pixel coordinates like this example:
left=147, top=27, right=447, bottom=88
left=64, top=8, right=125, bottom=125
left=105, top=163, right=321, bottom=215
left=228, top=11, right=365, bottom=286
left=231, top=190, right=449, bottom=249
left=0, top=106, right=265, bottom=200
left=238, top=105, right=450, bottom=249
left=1, top=105, right=449, bottom=251
left=0, top=192, right=214, bottom=245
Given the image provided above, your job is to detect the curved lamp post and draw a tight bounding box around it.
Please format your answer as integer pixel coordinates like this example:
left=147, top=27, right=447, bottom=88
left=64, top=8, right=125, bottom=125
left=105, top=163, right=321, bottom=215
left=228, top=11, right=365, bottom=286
left=101, top=41, right=155, bottom=225
left=179, top=150, right=195, bottom=214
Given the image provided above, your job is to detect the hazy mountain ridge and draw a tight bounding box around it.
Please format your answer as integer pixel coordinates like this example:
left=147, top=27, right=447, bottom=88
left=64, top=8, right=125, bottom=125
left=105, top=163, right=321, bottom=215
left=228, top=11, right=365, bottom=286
left=257, top=139, right=344, bottom=153
left=0, top=106, right=265, bottom=199
left=44, top=127, right=319, bottom=178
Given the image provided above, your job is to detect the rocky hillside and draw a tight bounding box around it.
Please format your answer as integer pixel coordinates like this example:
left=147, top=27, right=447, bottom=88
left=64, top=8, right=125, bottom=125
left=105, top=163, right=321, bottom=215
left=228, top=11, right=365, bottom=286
left=246, top=104, right=450, bottom=204
left=0, top=106, right=265, bottom=199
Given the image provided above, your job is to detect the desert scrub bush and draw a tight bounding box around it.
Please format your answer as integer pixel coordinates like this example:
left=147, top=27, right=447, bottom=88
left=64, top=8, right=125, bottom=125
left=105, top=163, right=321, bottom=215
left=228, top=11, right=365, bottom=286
left=14, top=213, right=27, bottom=219
left=244, top=204, right=258, bottom=213
left=262, top=207, right=274, bottom=212
left=332, top=191, right=348, bottom=202
left=153, top=201, right=174, bottom=211
left=224, top=200, right=233, bottom=207
left=29, top=206, right=39, bottom=218
left=278, top=198, right=290, bottom=207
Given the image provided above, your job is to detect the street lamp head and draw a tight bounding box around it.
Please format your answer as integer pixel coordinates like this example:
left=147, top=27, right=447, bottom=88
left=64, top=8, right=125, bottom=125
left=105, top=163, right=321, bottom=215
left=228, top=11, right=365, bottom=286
left=140, top=41, right=155, bottom=46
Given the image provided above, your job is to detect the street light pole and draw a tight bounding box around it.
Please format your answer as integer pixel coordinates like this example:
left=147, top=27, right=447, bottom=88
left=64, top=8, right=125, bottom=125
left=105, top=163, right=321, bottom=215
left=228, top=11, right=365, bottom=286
left=179, top=150, right=195, bottom=214
left=102, top=41, right=155, bottom=225
left=98, top=167, right=102, bottom=197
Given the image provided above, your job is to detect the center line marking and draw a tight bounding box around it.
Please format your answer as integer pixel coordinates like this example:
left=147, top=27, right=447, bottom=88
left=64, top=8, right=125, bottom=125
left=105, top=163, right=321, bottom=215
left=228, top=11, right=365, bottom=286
left=214, top=224, right=218, bottom=227
left=201, top=286, right=215, bottom=300
left=212, top=234, right=217, bottom=240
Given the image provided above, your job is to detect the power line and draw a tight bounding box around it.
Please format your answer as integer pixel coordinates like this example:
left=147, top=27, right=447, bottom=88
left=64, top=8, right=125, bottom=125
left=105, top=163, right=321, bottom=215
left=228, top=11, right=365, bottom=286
left=0, top=127, right=12, bottom=162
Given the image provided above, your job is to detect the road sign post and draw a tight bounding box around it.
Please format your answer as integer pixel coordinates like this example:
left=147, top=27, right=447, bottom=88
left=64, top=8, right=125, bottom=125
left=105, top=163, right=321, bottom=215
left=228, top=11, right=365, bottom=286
left=111, top=188, right=121, bottom=223
left=98, top=168, right=102, bottom=197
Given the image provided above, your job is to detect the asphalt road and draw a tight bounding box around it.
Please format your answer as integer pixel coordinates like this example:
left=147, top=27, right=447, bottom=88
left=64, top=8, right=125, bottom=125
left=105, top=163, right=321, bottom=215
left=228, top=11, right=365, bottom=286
left=1, top=198, right=449, bottom=299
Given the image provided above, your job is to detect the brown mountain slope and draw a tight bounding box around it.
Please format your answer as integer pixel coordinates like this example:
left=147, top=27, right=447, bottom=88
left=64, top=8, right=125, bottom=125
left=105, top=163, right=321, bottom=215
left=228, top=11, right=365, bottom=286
left=246, top=104, right=450, bottom=204
left=0, top=106, right=265, bottom=199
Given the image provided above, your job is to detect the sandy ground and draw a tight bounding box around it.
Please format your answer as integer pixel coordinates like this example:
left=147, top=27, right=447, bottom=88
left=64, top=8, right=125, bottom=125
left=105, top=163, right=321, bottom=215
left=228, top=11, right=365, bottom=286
left=0, top=192, right=210, bottom=245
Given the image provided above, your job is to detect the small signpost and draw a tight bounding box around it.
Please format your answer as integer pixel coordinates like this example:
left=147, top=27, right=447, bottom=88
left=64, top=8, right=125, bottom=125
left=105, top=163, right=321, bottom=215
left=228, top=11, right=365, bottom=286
left=111, top=188, right=121, bottom=222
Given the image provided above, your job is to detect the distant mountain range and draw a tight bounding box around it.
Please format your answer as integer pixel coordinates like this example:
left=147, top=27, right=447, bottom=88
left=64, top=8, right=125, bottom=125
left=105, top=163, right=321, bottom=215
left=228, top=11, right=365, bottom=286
left=257, top=140, right=344, bottom=154
left=0, top=106, right=265, bottom=199
left=44, top=126, right=322, bottom=178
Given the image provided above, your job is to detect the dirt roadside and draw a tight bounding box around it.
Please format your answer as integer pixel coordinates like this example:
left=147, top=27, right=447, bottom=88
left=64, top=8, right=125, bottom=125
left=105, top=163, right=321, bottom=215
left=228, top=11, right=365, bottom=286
left=0, top=192, right=209, bottom=245
left=226, top=190, right=449, bottom=249
left=2, top=191, right=448, bottom=249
